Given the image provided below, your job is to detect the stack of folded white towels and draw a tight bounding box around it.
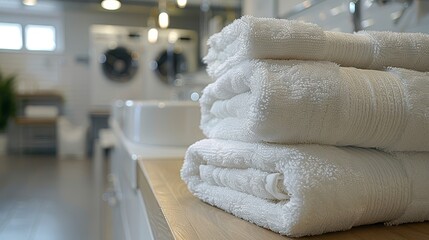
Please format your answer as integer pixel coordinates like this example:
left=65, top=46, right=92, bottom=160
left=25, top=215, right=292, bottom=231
left=181, top=16, right=429, bottom=237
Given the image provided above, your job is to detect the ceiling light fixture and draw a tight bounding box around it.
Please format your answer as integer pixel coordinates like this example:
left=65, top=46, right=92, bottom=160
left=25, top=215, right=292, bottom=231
left=101, top=0, right=121, bottom=11
left=22, top=0, right=37, bottom=6
left=147, top=11, right=159, bottom=44
left=158, top=0, right=169, bottom=29
left=148, top=28, right=158, bottom=43
left=177, top=0, right=187, bottom=8
left=158, top=12, right=169, bottom=28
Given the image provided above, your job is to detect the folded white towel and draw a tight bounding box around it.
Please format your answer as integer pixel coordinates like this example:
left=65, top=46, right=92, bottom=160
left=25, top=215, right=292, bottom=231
left=181, top=139, right=429, bottom=237
left=200, top=60, right=429, bottom=151
left=204, top=16, right=429, bottom=78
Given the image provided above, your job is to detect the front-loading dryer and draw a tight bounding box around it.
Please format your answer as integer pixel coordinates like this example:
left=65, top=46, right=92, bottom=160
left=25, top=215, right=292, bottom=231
left=90, top=25, right=147, bottom=110
left=89, top=25, right=198, bottom=110
left=141, top=29, right=198, bottom=100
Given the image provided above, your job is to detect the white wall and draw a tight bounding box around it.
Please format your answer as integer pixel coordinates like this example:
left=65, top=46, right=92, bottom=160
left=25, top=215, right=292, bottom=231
left=242, top=0, right=304, bottom=18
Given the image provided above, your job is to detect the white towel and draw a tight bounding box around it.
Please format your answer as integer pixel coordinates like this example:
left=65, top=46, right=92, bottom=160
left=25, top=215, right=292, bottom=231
left=204, top=16, right=429, bottom=78
left=181, top=139, right=429, bottom=237
left=200, top=60, right=429, bottom=152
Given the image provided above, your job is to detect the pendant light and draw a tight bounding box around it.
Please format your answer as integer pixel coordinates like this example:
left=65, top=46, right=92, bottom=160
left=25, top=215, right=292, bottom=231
left=148, top=28, right=158, bottom=43
left=177, top=0, right=187, bottom=8
left=158, top=0, right=169, bottom=29
left=147, top=12, right=159, bottom=44
left=158, top=12, right=169, bottom=29
left=101, top=0, right=121, bottom=11
left=22, top=0, right=37, bottom=6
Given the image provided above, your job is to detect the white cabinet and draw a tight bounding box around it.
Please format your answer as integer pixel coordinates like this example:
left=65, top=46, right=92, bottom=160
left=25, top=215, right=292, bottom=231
left=109, top=136, right=154, bottom=240
left=108, top=118, right=187, bottom=240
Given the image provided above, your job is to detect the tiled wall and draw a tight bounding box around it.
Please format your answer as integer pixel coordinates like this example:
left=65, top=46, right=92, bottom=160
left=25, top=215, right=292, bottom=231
left=284, top=0, right=429, bottom=33
left=0, top=52, right=63, bottom=91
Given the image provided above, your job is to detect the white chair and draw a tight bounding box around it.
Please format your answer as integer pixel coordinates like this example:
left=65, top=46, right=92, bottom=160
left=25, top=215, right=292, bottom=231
left=57, top=117, right=86, bottom=158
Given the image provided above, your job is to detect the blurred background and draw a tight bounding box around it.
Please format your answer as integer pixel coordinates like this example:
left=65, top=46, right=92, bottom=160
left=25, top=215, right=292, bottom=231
left=0, top=0, right=428, bottom=239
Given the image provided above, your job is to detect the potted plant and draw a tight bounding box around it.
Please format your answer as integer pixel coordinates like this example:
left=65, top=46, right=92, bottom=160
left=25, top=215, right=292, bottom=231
left=0, top=70, right=17, bottom=155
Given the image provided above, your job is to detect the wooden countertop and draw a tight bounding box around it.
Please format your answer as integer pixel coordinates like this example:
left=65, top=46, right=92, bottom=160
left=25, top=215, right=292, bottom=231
left=137, top=158, right=429, bottom=240
left=17, top=91, right=63, bottom=100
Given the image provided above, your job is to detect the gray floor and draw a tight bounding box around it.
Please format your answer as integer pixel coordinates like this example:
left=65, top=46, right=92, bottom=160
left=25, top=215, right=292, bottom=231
left=0, top=155, right=111, bottom=240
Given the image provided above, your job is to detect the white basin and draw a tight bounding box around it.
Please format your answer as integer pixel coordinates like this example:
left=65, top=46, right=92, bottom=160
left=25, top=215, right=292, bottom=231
left=116, top=100, right=204, bottom=147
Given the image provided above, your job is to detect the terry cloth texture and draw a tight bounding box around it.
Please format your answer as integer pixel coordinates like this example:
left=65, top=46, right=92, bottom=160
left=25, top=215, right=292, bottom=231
left=204, top=16, right=429, bottom=78
left=181, top=139, right=429, bottom=237
left=200, top=60, right=429, bottom=152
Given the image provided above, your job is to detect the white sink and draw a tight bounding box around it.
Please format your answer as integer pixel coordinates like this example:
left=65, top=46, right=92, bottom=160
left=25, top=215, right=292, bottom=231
left=113, top=100, right=204, bottom=147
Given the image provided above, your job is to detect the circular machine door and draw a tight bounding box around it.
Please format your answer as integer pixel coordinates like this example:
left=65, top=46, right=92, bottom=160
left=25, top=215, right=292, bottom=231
left=154, top=49, right=188, bottom=85
left=101, top=46, right=139, bottom=83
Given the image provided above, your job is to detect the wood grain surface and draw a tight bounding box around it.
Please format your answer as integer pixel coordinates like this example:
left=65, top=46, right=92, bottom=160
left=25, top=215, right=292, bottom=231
left=17, top=91, right=63, bottom=100
left=14, top=117, right=57, bottom=125
left=137, top=158, right=429, bottom=240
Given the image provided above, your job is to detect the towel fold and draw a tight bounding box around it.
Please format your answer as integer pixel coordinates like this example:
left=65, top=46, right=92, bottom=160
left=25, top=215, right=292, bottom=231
left=200, top=60, right=429, bottom=151
left=204, top=16, right=429, bottom=78
left=199, top=165, right=289, bottom=201
left=181, top=139, right=429, bottom=237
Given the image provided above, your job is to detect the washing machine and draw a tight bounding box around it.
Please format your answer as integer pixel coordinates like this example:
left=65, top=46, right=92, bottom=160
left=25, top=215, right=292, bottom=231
left=141, top=28, right=199, bottom=100
left=89, top=25, right=198, bottom=110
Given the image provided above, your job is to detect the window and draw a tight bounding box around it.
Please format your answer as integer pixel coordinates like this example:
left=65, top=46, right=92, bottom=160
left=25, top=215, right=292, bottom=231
left=0, top=23, right=23, bottom=50
left=0, top=21, right=59, bottom=52
left=25, top=25, right=56, bottom=51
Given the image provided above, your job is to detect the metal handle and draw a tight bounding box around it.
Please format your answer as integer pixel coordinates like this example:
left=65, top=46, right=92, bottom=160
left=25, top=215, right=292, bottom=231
left=102, top=174, right=122, bottom=207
